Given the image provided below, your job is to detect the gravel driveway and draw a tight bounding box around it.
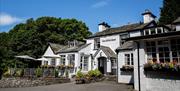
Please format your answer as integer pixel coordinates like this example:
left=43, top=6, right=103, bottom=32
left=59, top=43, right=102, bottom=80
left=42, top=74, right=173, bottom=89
left=0, top=81, right=134, bottom=91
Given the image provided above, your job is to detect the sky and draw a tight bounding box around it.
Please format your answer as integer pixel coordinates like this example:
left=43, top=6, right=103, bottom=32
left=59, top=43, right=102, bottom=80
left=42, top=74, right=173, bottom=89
left=0, top=0, right=163, bottom=33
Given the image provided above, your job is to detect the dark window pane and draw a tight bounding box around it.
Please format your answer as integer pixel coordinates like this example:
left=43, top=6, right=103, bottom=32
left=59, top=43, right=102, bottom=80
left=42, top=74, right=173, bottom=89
left=151, top=42, right=155, bottom=46
left=159, top=59, right=164, bottom=63
left=152, top=53, right=156, bottom=57
left=159, top=53, right=164, bottom=57
left=146, top=42, right=150, bottom=46
left=151, top=28, right=156, bottom=34
left=165, top=58, right=170, bottom=62
left=159, top=48, right=163, bottom=52
left=152, top=47, right=156, bottom=52
left=165, top=52, right=170, bottom=57
left=164, top=47, right=169, bottom=51
left=172, top=52, right=177, bottom=57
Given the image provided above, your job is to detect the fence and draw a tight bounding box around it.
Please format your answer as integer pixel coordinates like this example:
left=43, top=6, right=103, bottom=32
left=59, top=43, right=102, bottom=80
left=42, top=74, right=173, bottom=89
left=7, top=68, right=69, bottom=78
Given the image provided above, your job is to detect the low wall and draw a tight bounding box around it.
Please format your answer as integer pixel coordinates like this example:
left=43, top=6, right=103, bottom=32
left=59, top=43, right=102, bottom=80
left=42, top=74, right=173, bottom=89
left=118, top=71, right=134, bottom=84
left=0, top=77, right=70, bottom=88
left=145, top=71, right=180, bottom=91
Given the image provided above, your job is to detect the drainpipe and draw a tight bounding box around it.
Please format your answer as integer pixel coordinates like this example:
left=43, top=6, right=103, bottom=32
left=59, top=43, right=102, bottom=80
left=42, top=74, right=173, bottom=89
left=115, top=50, right=119, bottom=83
left=135, top=41, right=141, bottom=91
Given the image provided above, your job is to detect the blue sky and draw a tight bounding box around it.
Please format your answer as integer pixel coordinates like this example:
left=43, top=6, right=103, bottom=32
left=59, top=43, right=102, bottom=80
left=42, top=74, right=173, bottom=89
left=0, top=0, right=163, bottom=33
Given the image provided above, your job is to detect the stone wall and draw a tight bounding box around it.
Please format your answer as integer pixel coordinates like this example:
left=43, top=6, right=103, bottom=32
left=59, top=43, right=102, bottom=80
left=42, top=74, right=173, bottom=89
left=0, top=77, right=70, bottom=88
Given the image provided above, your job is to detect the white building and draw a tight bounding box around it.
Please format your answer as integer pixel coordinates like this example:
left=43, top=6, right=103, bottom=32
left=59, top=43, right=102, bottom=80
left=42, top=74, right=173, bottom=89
left=41, top=10, right=180, bottom=91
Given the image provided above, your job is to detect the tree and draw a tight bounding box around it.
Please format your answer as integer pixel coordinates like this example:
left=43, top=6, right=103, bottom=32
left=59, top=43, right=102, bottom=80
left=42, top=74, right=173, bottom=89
left=0, top=17, right=92, bottom=70
left=159, top=0, right=180, bottom=24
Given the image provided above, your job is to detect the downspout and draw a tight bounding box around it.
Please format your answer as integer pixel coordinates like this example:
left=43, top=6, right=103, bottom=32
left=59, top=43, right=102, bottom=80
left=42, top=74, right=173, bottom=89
left=135, top=41, right=141, bottom=91
left=115, top=50, right=119, bottom=83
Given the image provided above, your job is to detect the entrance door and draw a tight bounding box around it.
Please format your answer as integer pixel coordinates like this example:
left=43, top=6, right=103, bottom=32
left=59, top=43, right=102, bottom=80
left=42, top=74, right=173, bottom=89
left=98, top=57, right=107, bottom=74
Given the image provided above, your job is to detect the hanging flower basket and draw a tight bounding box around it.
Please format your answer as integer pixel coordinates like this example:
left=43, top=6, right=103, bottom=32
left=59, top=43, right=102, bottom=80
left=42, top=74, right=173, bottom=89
left=66, top=65, right=74, bottom=69
left=120, top=65, right=134, bottom=71
left=57, top=65, right=66, bottom=69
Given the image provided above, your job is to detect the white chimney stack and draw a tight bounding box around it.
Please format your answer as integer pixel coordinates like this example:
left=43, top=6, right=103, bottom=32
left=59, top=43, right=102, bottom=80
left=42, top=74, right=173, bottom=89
left=98, top=22, right=110, bottom=32
left=142, top=9, right=156, bottom=23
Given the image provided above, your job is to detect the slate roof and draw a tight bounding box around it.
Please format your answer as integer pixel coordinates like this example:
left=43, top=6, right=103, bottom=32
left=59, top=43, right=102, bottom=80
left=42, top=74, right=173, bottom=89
left=94, top=46, right=117, bottom=58
left=87, top=21, right=155, bottom=38
left=57, top=43, right=91, bottom=53
left=173, top=17, right=180, bottom=24
left=116, top=41, right=135, bottom=51
left=49, top=43, right=64, bottom=54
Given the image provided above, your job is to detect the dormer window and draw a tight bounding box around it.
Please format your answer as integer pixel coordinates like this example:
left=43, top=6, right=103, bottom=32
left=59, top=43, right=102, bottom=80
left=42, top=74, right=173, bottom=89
left=68, top=40, right=77, bottom=47
left=94, top=38, right=100, bottom=49
left=144, top=27, right=165, bottom=35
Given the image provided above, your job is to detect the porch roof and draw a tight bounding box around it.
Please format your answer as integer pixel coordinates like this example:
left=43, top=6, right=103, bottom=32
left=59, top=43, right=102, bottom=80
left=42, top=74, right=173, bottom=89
left=124, top=31, right=180, bottom=41
left=116, top=41, right=135, bottom=51
left=94, top=46, right=117, bottom=58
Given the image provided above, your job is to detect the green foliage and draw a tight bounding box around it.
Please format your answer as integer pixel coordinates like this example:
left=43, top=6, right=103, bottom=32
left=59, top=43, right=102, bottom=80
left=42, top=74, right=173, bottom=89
left=55, top=69, right=59, bottom=77
left=159, top=0, right=180, bottom=24
left=0, top=17, right=92, bottom=72
left=88, top=69, right=102, bottom=77
left=3, top=68, right=11, bottom=77
left=65, top=70, right=69, bottom=78
left=76, top=70, right=84, bottom=78
left=35, top=67, right=42, bottom=77
left=14, top=69, right=24, bottom=77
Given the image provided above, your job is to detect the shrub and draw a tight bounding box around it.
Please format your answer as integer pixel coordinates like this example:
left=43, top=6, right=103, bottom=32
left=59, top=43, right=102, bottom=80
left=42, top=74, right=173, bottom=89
left=14, top=69, right=24, bottom=77
left=65, top=69, right=69, bottom=78
left=35, top=67, right=42, bottom=77
left=76, top=70, right=84, bottom=78
left=55, top=69, right=59, bottom=77
left=3, top=67, right=11, bottom=77
left=87, top=69, right=102, bottom=78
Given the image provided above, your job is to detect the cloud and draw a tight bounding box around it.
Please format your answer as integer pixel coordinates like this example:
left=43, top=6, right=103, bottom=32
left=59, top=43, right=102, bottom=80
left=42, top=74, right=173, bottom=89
left=91, top=1, right=108, bottom=8
left=0, top=13, right=23, bottom=26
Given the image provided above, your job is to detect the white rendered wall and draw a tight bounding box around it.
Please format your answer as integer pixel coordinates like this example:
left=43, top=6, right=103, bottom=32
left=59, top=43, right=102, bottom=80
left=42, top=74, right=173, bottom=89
left=79, top=44, right=92, bottom=71
left=176, top=24, right=180, bottom=31
left=143, top=14, right=154, bottom=23
left=99, top=25, right=107, bottom=32
left=134, top=41, right=147, bottom=91
left=130, top=31, right=141, bottom=37
left=100, top=34, right=120, bottom=52
left=145, top=73, right=180, bottom=91
left=118, top=51, right=134, bottom=83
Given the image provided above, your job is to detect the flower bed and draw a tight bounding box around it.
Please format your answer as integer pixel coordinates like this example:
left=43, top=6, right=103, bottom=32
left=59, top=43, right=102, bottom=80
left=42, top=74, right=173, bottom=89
left=120, top=65, right=134, bottom=72
left=144, top=61, right=180, bottom=74
left=75, top=69, right=104, bottom=84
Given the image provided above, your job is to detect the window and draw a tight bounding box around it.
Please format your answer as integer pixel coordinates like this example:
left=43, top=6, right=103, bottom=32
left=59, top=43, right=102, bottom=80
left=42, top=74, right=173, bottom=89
left=150, top=28, right=156, bottom=35
left=69, top=54, right=75, bottom=66
left=60, top=55, right=66, bottom=65
left=51, top=58, right=56, bottom=66
left=80, top=55, right=89, bottom=71
left=94, top=38, right=100, bottom=49
left=171, top=39, right=180, bottom=63
left=144, top=29, right=150, bottom=35
left=157, top=40, right=170, bottom=63
left=125, top=53, right=133, bottom=65
left=157, top=27, right=162, bottom=34
left=120, top=34, right=129, bottom=45
left=44, top=61, right=48, bottom=65
left=146, top=41, right=157, bottom=62
left=84, top=56, right=88, bottom=71
left=111, top=59, right=117, bottom=68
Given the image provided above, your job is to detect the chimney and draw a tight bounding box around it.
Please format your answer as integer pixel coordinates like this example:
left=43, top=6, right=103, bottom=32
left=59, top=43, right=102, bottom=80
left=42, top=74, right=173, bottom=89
left=98, top=22, right=110, bottom=32
left=142, top=9, right=156, bottom=23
